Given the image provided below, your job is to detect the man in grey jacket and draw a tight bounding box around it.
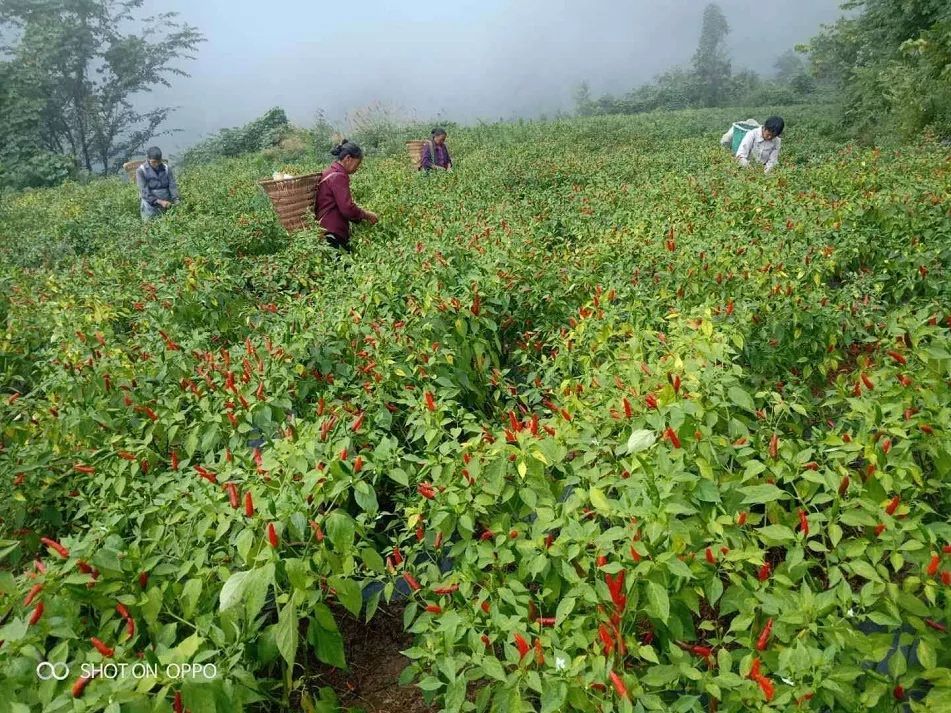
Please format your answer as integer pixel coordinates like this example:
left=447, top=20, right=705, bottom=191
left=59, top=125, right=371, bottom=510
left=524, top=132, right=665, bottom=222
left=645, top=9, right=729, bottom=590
left=136, top=146, right=179, bottom=220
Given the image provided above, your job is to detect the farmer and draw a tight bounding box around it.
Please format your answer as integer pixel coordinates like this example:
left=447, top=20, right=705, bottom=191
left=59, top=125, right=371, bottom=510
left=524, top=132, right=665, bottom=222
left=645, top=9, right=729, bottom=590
left=314, top=140, right=379, bottom=252
left=419, top=127, right=452, bottom=171
left=136, top=147, right=180, bottom=220
left=720, top=116, right=784, bottom=174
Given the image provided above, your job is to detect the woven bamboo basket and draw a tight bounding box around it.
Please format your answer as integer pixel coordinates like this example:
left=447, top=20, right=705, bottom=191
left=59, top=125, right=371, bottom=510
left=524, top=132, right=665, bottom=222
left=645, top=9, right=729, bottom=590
left=123, top=160, right=145, bottom=181
left=258, top=173, right=321, bottom=233
left=406, top=140, right=426, bottom=167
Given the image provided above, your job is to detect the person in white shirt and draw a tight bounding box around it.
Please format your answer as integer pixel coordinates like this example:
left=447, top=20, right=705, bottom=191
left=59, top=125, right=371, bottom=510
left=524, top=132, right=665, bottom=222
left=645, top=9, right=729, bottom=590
left=720, top=116, right=784, bottom=173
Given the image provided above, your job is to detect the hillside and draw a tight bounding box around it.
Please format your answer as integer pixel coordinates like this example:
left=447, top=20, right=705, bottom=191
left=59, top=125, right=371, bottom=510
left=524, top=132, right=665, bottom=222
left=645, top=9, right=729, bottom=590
left=1, top=107, right=950, bottom=713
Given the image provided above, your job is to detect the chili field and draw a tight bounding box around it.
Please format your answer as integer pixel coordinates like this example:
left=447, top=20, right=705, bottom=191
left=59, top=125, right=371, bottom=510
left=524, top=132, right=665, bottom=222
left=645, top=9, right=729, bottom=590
left=1, top=107, right=950, bottom=712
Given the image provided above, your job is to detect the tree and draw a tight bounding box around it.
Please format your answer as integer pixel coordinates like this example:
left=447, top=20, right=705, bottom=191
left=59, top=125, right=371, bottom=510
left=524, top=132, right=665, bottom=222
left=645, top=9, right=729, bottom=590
left=803, top=0, right=951, bottom=139
left=774, top=50, right=806, bottom=82
left=0, top=0, right=203, bottom=177
left=573, top=81, right=595, bottom=116
left=691, top=3, right=732, bottom=107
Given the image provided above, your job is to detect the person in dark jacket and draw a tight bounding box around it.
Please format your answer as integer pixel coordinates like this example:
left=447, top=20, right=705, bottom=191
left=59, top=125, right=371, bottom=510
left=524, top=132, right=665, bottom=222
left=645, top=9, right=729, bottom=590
left=419, top=128, right=452, bottom=171
left=136, top=146, right=179, bottom=220
left=314, top=140, right=378, bottom=252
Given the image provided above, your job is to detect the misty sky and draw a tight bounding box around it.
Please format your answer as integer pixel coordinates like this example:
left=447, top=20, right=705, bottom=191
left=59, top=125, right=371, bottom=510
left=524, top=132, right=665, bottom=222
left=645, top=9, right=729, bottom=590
left=141, top=0, right=844, bottom=153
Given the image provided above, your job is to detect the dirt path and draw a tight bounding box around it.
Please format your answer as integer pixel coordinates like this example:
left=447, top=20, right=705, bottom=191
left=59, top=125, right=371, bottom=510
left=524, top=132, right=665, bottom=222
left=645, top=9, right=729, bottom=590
left=308, top=605, right=436, bottom=713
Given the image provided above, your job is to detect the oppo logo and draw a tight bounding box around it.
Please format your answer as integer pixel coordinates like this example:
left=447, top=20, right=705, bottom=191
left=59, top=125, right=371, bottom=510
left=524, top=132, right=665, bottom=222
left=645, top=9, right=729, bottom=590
left=36, top=662, right=70, bottom=680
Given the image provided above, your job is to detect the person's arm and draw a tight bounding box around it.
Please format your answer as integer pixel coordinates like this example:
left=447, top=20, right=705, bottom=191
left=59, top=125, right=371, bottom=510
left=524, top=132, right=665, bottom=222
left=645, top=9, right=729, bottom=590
left=330, top=173, right=370, bottom=222
left=420, top=143, right=433, bottom=171
left=764, top=138, right=781, bottom=173
left=168, top=166, right=180, bottom=202
left=735, top=130, right=755, bottom=168
left=445, top=145, right=452, bottom=169
left=136, top=167, right=157, bottom=205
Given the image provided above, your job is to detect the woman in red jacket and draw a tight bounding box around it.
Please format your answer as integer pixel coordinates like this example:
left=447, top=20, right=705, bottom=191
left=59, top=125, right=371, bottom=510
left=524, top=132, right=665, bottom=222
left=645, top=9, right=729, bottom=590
left=314, top=140, right=378, bottom=252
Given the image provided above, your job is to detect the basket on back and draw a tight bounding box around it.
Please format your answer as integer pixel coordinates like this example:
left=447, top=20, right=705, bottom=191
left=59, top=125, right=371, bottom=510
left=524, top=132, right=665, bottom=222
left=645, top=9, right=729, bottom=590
left=258, top=173, right=321, bottom=232
left=123, top=160, right=145, bottom=182
left=406, top=140, right=426, bottom=168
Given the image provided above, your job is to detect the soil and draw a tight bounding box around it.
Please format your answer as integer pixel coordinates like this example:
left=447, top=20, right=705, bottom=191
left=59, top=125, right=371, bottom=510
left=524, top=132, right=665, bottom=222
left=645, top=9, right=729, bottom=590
left=306, top=604, right=436, bottom=713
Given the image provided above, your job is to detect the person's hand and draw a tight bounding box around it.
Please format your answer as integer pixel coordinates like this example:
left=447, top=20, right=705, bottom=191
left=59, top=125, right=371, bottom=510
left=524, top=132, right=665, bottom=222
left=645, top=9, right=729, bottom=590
left=365, top=211, right=379, bottom=225
left=158, top=199, right=171, bottom=209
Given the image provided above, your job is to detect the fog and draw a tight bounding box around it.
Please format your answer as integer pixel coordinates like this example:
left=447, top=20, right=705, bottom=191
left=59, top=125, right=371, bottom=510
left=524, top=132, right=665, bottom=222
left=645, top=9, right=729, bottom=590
left=141, top=0, right=844, bottom=153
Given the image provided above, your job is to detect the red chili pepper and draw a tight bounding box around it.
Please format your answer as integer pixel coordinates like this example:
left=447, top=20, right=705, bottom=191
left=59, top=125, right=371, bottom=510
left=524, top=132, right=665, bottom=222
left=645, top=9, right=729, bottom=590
left=749, top=657, right=761, bottom=679
left=758, top=562, right=771, bottom=582
left=645, top=393, right=658, bottom=410
left=139, top=571, right=149, bottom=589
left=424, top=391, right=436, bottom=411
left=756, top=618, right=773, bottom=651
left=537, top=617, right=556, bottom=627
left=170, top=451, right=179, bottom=470
left=942, top=572, right=951, bottom=586
left=28, top=602, right=44, bottom=626
left=924, top=619, right=947, bottom=632
left=689, top=645, right=713, bottom=657
left=798, top=510, right=809, bottom=536
left=40, top=537, right=70, bottom=559
left=173, top=691, right=184, bottom=713
left=91, top=637, right=114, bottom=657
left=432, top=584, right=459, bottom=595
left=481, top=600, right=491, bottom=614
left=861, top=373, right=874, bottom=390
left=838, top=475, right=850, bottom=497
left=418, top=483, right=436, bottom=500
left=768, top=433, right=779, bottom=459
left=622, top=397, right=632, bottom=418
left=533, top=637, right=545, bottom=665
left=705, top=547, right=716, bottom=564
left=74, top=464, right=95, bottom=474
left=605, top=571, right=627, bottom=610
left=116, top=602, right=130, bottom=619
left=664, top=426, right=681, bottom=448
left=893, top=685, right=905, bottom=701
left=885, top=495, right=900, bottom=515
left=609, top=671, right=629, bottom=699
left=875, top=523, right=886, bottom=536
left=944, top=545, right=951, bottom=554
left=403, top=572, right=421, bottom=592
left=351, top=412, right=364, bottom=432
left=224, top=482, right=239, bottom=509
left=425, top=604, right=442, bottom=614
left=757, top=676, right=775, bottom=702
left=244, top=492, right=254, bottom=517
left=514, top=633, right=530, bottom=659
left=23, top=584, right=42, bottom=607
left=267, top=523, right=279, bottom=548
left=71, top=675, right=93, bottom=698
left=737, top=511, right=748, bottom=526
left=926, top=553, right=940, bottom=577
left=599, top=623, right=615, bottom=654
left=886, top=350, right=907, bottom=366
left=77, top=560, right=93, bottom=574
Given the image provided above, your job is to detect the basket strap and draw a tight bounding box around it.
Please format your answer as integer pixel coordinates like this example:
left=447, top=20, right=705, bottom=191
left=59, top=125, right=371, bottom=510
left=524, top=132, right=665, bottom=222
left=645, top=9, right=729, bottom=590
left=315, top=172, right=340, bottom=222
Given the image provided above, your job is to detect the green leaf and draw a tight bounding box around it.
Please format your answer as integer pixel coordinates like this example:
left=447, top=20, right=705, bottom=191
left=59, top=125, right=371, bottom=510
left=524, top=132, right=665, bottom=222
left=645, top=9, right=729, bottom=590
left=326, top=511, right=356, bottom=553
left=328, top=576, right=363, bottom=618
left=589, top=487, right=612, bottom=513
left=626, top=429, right=656, bottom=453
left=555, top=597, right=576, bottom=625
left=728, top=387, right=755, bottom=413
left=275, top=600, right=299, bottom=670
left=308, top=608, right=346, bottom=669
left=740, top=484, right=787, bottom=504
left=219, top=570, right=251, bottom=612
left=646, top=581, right=670, bottom=623
left=757, top=525, right=796, bottom=543
left=540, top=681, right=567, bottom=713
left=849, top=560, right=881, bottom=582
left=482, top=656, right=506, bottom=681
